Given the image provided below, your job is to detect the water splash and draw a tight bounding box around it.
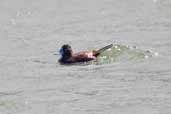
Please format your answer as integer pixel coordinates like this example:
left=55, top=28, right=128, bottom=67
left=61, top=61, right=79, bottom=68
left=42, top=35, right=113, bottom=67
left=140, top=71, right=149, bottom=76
left=91, top=44, right=157, bottom=64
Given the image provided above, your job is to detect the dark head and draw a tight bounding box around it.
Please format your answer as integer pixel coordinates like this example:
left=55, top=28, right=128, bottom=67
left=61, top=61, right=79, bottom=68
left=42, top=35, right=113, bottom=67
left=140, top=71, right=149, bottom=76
left=60, top=44, right=73, bottom=58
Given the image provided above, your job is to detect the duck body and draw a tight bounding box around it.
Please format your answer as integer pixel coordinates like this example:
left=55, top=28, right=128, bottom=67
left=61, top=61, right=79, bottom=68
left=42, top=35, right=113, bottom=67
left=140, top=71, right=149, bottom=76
left=59, top=51, right=97, bottom=64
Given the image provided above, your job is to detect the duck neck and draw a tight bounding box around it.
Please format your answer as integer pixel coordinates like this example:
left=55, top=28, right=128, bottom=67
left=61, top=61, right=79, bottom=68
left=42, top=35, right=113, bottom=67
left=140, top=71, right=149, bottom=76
left=62, top=54, right=72, bottom=60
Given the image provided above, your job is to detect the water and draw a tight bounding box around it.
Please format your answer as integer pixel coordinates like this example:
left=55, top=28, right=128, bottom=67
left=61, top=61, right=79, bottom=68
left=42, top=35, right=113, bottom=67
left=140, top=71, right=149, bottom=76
left=0, top=0, right=171, bottom=114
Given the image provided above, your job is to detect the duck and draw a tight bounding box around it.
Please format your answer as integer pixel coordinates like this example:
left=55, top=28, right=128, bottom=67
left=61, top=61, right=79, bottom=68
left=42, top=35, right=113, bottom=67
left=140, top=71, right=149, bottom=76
left=58, top=44, right=113, bottom=64
left=58, top=44, right=100, bottom=64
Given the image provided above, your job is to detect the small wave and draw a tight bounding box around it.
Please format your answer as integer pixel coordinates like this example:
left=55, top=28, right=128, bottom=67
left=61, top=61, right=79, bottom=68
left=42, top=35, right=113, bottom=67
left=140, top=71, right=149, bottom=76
left=91, top=44, right=158, bottom=65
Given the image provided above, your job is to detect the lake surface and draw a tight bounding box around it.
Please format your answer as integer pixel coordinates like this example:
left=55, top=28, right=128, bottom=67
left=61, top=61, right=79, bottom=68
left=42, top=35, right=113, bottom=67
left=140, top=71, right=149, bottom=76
left=0, top=0, right=171, bottom=114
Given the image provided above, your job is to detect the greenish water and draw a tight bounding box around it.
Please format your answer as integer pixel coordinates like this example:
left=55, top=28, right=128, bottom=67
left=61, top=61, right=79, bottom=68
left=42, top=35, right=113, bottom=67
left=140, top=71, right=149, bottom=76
left=89, top=44, right=158, bottom=65
left=0, top=100, right=15, bottom=108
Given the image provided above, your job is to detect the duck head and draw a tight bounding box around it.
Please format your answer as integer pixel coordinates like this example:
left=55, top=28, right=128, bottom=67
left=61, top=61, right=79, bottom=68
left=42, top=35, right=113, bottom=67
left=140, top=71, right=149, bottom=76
left=59, top=44, right=73, bottom=58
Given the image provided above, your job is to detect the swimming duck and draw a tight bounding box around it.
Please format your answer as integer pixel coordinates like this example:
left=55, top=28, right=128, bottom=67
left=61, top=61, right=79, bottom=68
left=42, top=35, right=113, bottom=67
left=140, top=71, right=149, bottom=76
left=58, top=44, right=113, bottom=64
left=58, top=44, right=99, bottom=64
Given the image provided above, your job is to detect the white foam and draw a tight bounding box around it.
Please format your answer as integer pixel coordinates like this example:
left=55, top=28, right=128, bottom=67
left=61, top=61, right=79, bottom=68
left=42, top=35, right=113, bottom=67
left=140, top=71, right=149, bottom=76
left=145, top=55, right=149, bottom=59
left=117, top=48, right=121, bottom=51
left=107, top=48, right=112, bottom=51
left=154, top=52, right=159, bottom=56
left=114, top=45, right=118, bottom=49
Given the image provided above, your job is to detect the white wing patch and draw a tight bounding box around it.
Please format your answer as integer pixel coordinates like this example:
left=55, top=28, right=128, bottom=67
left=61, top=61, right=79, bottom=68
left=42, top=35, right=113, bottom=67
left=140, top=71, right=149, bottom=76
left=87, top=52, right=93, bottom=58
